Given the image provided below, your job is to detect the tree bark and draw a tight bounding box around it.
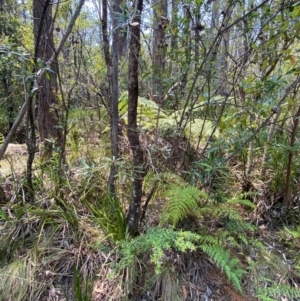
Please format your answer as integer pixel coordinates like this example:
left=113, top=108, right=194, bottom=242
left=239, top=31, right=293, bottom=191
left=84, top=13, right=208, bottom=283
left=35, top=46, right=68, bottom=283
left=33, top=0, right=62, bottom=159
left=107, top=0, right=120, bottom=197
left=127, top=0, right=145, bottom=236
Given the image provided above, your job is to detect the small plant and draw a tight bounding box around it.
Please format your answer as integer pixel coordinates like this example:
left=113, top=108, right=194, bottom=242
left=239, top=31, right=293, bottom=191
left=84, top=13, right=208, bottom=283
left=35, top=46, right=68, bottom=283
left=115, top=227, right=246, bottom=292
left=70, top=268, right=93, bottom=301
left=83, top=191, right=127, bottom=242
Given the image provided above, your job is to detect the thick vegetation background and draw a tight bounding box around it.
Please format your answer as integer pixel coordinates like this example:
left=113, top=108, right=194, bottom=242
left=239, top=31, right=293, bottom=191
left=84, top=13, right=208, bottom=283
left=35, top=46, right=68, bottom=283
left=1, top=0, right=300, bottom=300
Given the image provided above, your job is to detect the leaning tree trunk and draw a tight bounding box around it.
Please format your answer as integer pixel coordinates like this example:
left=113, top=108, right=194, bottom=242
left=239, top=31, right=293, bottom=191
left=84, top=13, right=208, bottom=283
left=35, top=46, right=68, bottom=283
left=33, top=0, right=63, bottom=159
left=127, top=0, right=145, bottom=236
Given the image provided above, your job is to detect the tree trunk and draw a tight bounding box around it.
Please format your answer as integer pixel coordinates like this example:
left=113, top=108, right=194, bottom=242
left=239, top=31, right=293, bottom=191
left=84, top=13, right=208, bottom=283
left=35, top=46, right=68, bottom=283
left=127, top=0, right=145, bottom=236
left=107, top=0, right=120, bottom=197
left=33, top=0, right=63, bottom=159
left=284, top=102, right=300, bottom=206
left=152, top=0, right=167, bottom=105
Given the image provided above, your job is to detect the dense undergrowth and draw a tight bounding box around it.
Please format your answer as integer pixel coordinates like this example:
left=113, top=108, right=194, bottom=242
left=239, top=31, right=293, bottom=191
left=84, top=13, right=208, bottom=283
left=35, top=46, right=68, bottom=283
left=1, top=108, right=300, bottom=301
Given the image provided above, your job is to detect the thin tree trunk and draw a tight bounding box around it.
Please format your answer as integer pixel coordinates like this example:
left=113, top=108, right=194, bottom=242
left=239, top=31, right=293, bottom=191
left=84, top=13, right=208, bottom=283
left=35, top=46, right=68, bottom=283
left=260, top=108, right=281, bottom=179
left=152, top=0, right=167, bottom=105
left=101, top=0, right=110, bottom=68
left=108, top=0, right=120, bottom=197
left=127, top=0, right=145, bottom=236
left=170, top=0, right=178, bottom=52
left=284, top=104, right=300, bottom=206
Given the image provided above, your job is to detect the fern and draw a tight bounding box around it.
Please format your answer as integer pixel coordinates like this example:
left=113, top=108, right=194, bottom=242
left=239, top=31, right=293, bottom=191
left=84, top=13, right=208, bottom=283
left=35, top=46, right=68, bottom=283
left=256, top=296, right=277, bottom=301
left=201, top=245, right=245, bottom=292
left=118, top=91, right=169, bottom=130
left=161, top=184, right=208, bottom=226
left=116, top=227, right=245, bottom=292
left=199, top=234, right=221, bottom=246
left=227, top=197, right=256, bottom=209
left=258, top=284, right=300, bottom=300
left=284, top=225, right=300, bottom=239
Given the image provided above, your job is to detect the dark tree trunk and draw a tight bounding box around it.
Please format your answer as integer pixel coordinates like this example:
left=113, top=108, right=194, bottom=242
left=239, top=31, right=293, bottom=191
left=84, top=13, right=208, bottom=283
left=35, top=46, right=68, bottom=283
left=127, top=0, right=145, bottom=236
left=107, top=0, right=120, bottom=197
left=102, top=0, right=110, bottom=67
left=33, top=0, right=62, bottom=159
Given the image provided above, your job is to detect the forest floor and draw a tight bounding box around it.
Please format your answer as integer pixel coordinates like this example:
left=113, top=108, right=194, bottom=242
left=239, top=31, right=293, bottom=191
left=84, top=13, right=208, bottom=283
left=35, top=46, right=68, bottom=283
left=0, top=140, right=300, bottom=301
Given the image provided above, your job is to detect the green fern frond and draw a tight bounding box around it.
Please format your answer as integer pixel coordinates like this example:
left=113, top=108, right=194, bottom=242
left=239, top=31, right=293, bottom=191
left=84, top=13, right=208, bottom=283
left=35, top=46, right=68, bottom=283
left=236, top=233, right=249, bottom=246
left=201, top=245, right=245, bottom=292
left=161, top=172, right=188, bottom=187
left=256, top=296, right=277, bottom=301
left=258, top=284, right=300, bottom=300
left=161, top=184, right=208, bottom=226
left=284, top=225, right=300, bottom=239
left=227, top=197, right=256, bottom=209
left=199, top=234, right=221, bottom=246
left=118, top=91, right=169, bottom=130
left=195, top=203, right=243, bottom=222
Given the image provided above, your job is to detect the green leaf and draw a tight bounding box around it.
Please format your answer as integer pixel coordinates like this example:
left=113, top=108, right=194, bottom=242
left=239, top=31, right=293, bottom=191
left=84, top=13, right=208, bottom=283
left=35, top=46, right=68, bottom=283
left=0, top=209, right=8, bottom=221
left=45, top=71, right=50, bottom=80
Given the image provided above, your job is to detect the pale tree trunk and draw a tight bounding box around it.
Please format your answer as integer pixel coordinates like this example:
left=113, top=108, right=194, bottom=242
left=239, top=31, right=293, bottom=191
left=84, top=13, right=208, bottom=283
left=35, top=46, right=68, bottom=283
left=152, top=0, right=168, bottom=105
left=33, top=0, right=63, bottom=159
left=214, top=1, right=232, bottom=96
left=127, top=0, right=145, bottom=236
left=118, top=0, right=127, bottom=58
left=170, top=0, right=178, bottom=54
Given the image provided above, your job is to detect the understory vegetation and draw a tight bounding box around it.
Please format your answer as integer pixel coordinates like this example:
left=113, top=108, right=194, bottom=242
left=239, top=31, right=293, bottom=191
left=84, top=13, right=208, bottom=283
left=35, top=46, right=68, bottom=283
left=1, top=0, right=300, bottom=300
